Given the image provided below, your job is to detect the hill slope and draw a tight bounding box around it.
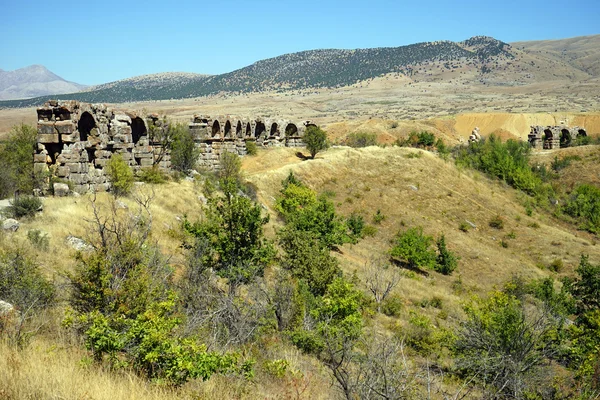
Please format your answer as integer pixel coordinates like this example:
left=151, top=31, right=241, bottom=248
left=0, top=65, right=86, bottom=100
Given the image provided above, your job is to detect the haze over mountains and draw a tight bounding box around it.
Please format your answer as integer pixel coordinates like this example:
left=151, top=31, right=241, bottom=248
left=0, top=65, right=86, bottom=101
left=1, top=34, right=598, bottom=108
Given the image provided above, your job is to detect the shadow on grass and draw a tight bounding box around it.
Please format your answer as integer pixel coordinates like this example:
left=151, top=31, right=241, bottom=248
left=390, top=257, right=430, bottom=277
left=295, top=152, right=312, bottom=160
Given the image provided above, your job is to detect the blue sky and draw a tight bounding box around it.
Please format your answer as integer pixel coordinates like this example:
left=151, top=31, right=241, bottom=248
left=1, top=0, right=598, bottom=85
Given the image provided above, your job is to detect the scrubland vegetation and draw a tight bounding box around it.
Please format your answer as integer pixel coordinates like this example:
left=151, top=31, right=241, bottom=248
left=2, top=123, right=600, bottom=399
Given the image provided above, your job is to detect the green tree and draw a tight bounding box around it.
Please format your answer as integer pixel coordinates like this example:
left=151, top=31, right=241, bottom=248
left=455, top=291, right=562, bottom=399
left=184, top=174, right=274, bottom=292
left=303, top=125, right=329, bottom=159
left=170, top=122, right=199, bottom=173
left=390, top=226, right=436, bottom=270
left=291, top=278, right=363, bottom=399
left=435, top=234, right=458, bottom=275
left=563, top=184, right=600, bottom=234
left=0, top=124, right=37, bottom=199
left=106, top=153, right=134, bottom=197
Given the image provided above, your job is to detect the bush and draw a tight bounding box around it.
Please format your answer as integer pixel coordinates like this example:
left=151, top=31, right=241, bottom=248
left=454, top=135, right=544, bottom=196
left=562, top=184, right=600, bottom=234
left=0, top=124, right=37, bottom=199
left=136, top=166, right=168, bottom=184
left=3, top=195, right=42, bottom=219
left=303, top=126, right=329, bottom=159
left=435, top=234, right=458, bottom=275
left=381, top=294, right=403, bottom=317
left=458, top=221, right=470, bottom=232
left=170, top=123, right=199, bottom=172
left=106, top=153, right=134, bottom=197
left=27, top=229, right=49, bottom=251
left=373, top=209, right=385, bottom=224
left=489, top=215, right=505, bottom=229
left=390, top=227, right=436, bottom=270
left=347, top=213, right=365, bottom=238
left=346, top=132, right=377, bottom=148
left=245, top=140, right=258, bottom=156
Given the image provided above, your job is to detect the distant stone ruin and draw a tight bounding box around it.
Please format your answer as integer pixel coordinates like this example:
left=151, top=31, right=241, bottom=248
left=528, top=125, right=587, bottom=149
left=468, top=127, right=481, bottom=144
left=35, top=100, right=312, bottom=194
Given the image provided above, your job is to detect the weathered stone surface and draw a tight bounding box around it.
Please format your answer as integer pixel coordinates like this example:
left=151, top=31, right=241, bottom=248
left=66, top=235, right=91, bottom=251
left=2, top=219, right=19, bottom=232
left=36, top=100, right=309, bottom=194
left=53, top=183, right=70, bottom=197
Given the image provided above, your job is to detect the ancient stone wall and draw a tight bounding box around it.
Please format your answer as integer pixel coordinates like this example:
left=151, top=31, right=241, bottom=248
left=35, top=100, right=311, bottom=194
left=528, top=125, right=587, bottom=149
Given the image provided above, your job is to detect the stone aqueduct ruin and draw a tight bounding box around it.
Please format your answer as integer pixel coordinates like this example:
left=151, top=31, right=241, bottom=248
left=528, top=125, right=587, bottom=149
left=34, top=100, right=313, bottom=194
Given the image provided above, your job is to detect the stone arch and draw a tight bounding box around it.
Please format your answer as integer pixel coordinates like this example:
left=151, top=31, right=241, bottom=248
left=560, top=128, right=572, bottom=148
left=236, top=121, right=243, bottom=138
left=131, top=117, right=147, bottom=144
left=255, top=121, right=266, bottom=138
left=78, top=112, right=96, bottom=142
left=224, top=120, right=232, bottom=138
left=270, top=122, right=279, bottom=137
left=578, top=129, right=587, bottom=137
left=246, top=122, right=252, bottom=137
left=543, top=129, right=553, bottom=141
left=212, top=120, right=221, bottom=137
left=285, top=123, right=298, bottom=137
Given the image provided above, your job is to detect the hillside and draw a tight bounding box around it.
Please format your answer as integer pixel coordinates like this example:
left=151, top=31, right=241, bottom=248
left=0, top=35, right=565, bottom=108
left=0, top=65, right=86, bottom=100
left=3, top=144, right=600, bottom=398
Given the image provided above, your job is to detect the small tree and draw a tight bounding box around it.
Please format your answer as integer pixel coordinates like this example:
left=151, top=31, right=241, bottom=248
left=106, top=153, right=134, bottom=197
left=0, top=124, right=37, bottom=199
left=435, top=234, right=458, bottom=275
left=303, top=125, right=329, bottom=159
left=390, top=227, right=436, bottom=270
left=170, top=123, right=199, bottom=173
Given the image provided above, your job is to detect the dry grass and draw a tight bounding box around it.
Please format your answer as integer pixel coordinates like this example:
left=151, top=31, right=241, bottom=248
left=2, top=144, right=600, bottom=399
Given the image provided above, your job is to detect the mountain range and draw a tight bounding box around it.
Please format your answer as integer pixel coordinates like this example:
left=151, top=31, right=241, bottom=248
left=0, top=65, right=86, bottom=101
left=0, top=34, right=598, bottom=108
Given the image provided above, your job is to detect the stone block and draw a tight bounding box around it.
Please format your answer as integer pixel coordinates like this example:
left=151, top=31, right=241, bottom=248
left=38, top=133, right=60, bottom=143
left=57, top=166, right=70, bottom=177
left=55, top=121, right=75, bottom=134
left=70, top=174, right=89, bottom=185
left=53, top=183, right=70, bottom=197
left=38, top=122, right=56, bottom=135
left=73, top=184, right=90, bottom=194
left=61, top=132, right=80, bottom=143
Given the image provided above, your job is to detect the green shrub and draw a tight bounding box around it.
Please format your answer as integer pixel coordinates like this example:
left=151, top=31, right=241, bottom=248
left=548, top=258, right=563, bottom=273
left=347, top=213, right=365, bottom=238
left=3, top=196, right=42, bottom=219
left=373, top=209, right=385, bottom=224
left=346, top=132, right=377, bottom=148
left=362, top=225, right=378, bottom=237
left=27, top=229, right=49, bottom=251
left=435, top=234, right=458, bottom=275
left=458, top=221, right=470, bottom=232
left=417, top=131, right=436, bottom=147
left=454, top=135, right=545, bottom=196
left=136, top=167, right=168, bottom=184
left=562, top=184, right=600, bottom=234
left=106, top=154, right=134, bottom=197
left=245, top=140, right=258, bottom=156
left=489, top=215, right=505, bottom=229
left=390, top=227, right=436, bottom=269
left=381, top=294, right=403, bottom=317
left=303, top=126, right=329, bottom=159
left=0, top=124, right=37, bottom=199
left=170, top=123, right=199, bottom=173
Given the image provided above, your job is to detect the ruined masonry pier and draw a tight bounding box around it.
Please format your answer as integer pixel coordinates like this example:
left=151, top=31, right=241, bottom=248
left=35, top=100, right=313, bottom=194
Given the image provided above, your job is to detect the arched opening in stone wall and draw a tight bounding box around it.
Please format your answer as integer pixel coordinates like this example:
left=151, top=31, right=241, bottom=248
left=78, top=112, right=96, bottom=142
left=270, top=123, right=278, bottom=137
left=543, top=129, right=553, bottom=143
left=255, top=122, right=266, bottom=138
left=285, top=123, right=298, bottom=137
left=212, top=120, right=221, bottom=137
left=131, top=117, right=147, bottom=144
left=224, top=121, right=232, bottom=138
left=578, top=129, right=587, bottom=138
left=236, top=121, right=243, bottom=138
left=560, top=129, right=572, bottom=148
left=246, top=122, right=252, bottom=137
